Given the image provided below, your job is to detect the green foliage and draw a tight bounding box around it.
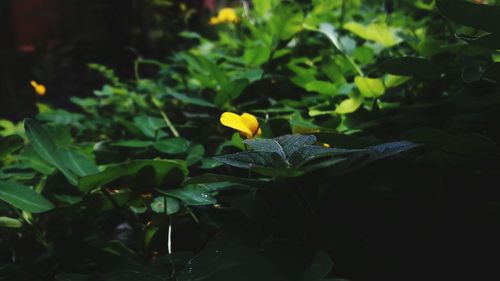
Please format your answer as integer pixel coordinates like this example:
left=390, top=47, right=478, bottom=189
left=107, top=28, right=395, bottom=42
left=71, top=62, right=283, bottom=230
left=2, top=0, right=500, bottom=280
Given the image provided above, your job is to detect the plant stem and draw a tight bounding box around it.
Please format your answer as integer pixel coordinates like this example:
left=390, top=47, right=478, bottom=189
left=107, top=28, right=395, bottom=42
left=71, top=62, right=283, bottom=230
left=152, top=97, right=180, bottom=137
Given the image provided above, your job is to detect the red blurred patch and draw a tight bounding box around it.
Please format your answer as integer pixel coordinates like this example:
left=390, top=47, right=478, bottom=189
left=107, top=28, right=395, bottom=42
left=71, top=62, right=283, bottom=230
left=11, top=0, right=63, bottom=51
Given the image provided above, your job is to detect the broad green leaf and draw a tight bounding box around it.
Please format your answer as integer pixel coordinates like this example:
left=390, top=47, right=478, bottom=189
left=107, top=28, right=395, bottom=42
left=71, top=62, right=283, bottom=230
left=244, top=44, right=271, bottom=67
left=17, top=147, right=56, bottom=175
left=24, top=118, right=77, bottom=185
left=315, top=23, right=351, bottom=54
left=133, top=116, right=166, bottom=139
left=274, top=134, right=317, bottom=158
left=436, top=0, right=500, bottom=33
left=214, top=151, right=288, bottom=170
left=186, top=144, right=205, bottom=166
left=244, top=139, right=287, bottom=160
left=0, top=180, right=54, bottom=213
left=290, top=113, right=322, bottom=134
left=154, top=138, right=190, bottom=154
left=379, top=57, right=445, bottom=78
left=0, top=135, right=24, bottom=159
left=343, top=22, right=401, bottom=47
left=78, top=159, right=188, bottom=192
left=59, top=149, right=99, bottom=177
left=160, top=184, right=217, bottom=206
left=305, top=80, right=338, bottom=96
left=253, top=0, right=278, bottom=16
left=354, top=76, right=385, bottom=98
left=150, top=196, right=181, bottom=214
left=268, top=4, right=304, bottom=41
left=215, top=79, right=250, bottom=106
left=335, top=98, right=362, bottom=114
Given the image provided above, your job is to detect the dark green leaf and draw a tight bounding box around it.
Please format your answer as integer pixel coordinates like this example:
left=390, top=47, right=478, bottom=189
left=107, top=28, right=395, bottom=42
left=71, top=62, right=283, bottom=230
left=167, top=91, right=216, bottom=108
left=160, top=184, right=216, bottom=206
left=0, top=135, right=24, bottom=159
left=436, top=0, right=500, bottom=33
left=24, top=118, right=77, bottom=185
left=112, top=140, right=154, bottom=148
left=78, top=159, right=188, bottom=192
left=59, top=149, right=99, bottom=177
left=154, top=138, right=190, bottom=154
left=0, top=180, right=54, bottom=213
left=150, top=196, right=181, bottom=214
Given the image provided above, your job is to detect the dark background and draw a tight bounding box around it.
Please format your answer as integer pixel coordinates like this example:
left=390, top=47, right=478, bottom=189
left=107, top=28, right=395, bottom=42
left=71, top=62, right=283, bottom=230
left=0, top=0, right=217, bottom=121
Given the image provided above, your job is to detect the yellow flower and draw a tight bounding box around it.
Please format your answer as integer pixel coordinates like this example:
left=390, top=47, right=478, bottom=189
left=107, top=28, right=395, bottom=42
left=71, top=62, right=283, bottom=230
left=209, top=17, right=220, bottom=25
left=209, top=7, right=239, bottom=25
left=322, top=143, right=330, bottom=148
left=220, top=112, right=262, bottom=139
left=218, top=8, right=238, bottom=23
left=30, top=81, right=46, bottom=96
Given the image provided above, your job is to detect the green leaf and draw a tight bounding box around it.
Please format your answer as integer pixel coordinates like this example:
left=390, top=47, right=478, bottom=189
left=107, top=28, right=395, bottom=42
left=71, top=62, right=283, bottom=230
left=354, top=76, right=385, bottom=98
left=268, top=4, right=304, bottom=41
left=253, top=0, right=278, bottom=16
left=215, top=79, right=250, bottom=106
left=59, top=149, right=99, bottom=177
left=0, top=135, right=24, bottom=159
left=436, top=0, right=500, bottom=33
left=244, top=44, right=271, bottom=67
left=150, top=196, right=181, bottom=214
left=0, top=180, right=54, bottom=213
left=133, top=116, right=166, bottom=139
left=274, top=134, right=317, bottom=158
left=335, top=98, right=363, bottom=114
left=24, top=118, right=77, bottom=185
left=214, top=151, right=288, bottom=170
left=316, top=23, right=351, bottom=54
left=184, top=173, right=269, bottom=186
left=17, top=147, right=56, bottom=175
left=112, top=140, right=154, bottom=148
left=186, top=144, right=205, bottom=166
left=305, top=80, right=338, bottom=96
left=243, top=139, right=287, bottom=160
left=160, top=184, right=217, bottom=206
left=167, top=91, right=216, bottom=108
left=0, top=216, right=23, bottom=228
left=379, top=57, right=445, bottom=78
left=343, top=22, right=401, bottom=47
left=154, top=138, right=190, bottom=154
left=78, top=159, right=188, bottom=192
left=384, top=75, right=410, bottom=88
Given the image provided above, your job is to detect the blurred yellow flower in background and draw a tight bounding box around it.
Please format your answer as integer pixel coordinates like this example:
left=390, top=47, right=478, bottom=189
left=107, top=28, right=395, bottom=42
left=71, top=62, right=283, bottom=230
left=209, top=7, right=239, bottom=25
left=220, top=112, right=262, bottom=139
left=30, top=81, right=46, bottom=96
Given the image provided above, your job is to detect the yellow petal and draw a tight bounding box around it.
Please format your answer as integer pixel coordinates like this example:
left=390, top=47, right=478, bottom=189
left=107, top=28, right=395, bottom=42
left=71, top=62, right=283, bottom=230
left=30, top=80, right=46, bottom=96
left=220, top=112, right=253, bottom=137
left=240, top=113, right=260, bottom=136
left=218, top=8, right=236, bottom=20
left=209, top=17, right=219, bottom=25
